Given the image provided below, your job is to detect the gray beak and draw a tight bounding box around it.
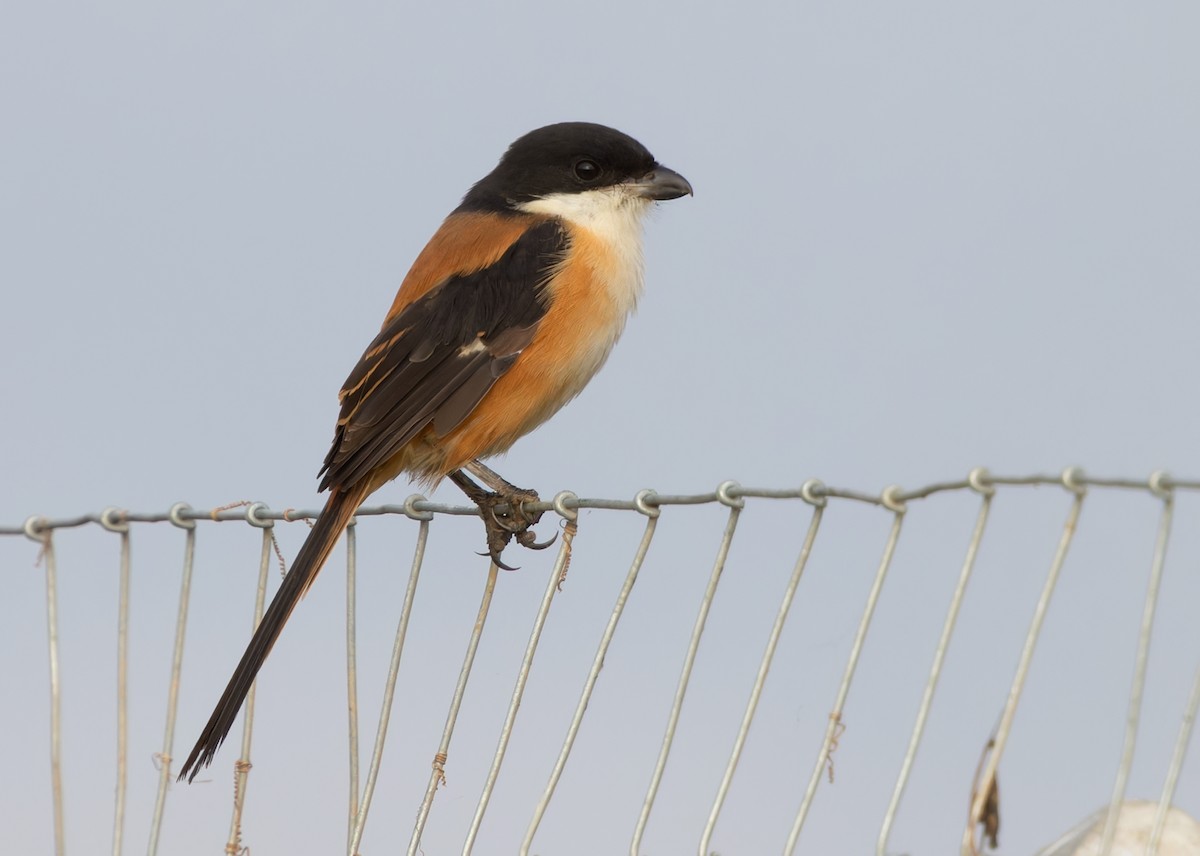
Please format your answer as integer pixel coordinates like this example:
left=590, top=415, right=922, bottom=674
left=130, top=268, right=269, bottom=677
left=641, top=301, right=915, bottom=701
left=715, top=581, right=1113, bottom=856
left=630, top=164, right=693, bottom=200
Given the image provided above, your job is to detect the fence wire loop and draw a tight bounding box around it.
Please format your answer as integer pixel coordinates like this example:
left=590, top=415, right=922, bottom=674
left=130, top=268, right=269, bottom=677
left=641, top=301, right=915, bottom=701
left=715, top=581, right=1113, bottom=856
left=168, top=502, right=196, bottom=529
left=801, top=478, right=827, bottom=507
left=245, top=501, right=273, bottom=528
left=968, top=467, right=995, bottom=497
left=100, top=506, right=130, bottom=533
left=403, top=493, right=434, bottom=521
left=880, top=485, right=907, bottom=514
left=23, top=515, right=48, bottom=542
left=634, top=488, right=661, bottom=518
left=1061, top=466, right=1087, bottom=495
left=552, top=490, right=580, bottom=521
left=716, top=479, right=744, bottom=509
left=1148, top=470, right=1172, bottom=499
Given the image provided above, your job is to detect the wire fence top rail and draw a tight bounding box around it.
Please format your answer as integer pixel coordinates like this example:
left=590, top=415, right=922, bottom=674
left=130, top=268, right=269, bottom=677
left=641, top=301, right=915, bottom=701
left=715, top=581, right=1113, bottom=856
left=3, top=467, right=1191, bottom=538
left=4, top=467, right=1199, bottom=856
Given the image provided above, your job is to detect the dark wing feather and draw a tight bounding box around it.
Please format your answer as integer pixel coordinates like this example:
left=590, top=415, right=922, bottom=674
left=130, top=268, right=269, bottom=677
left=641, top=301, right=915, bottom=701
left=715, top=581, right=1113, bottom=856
left=318, top=219, right=566, bottom=491
left=430, top=321, right=538, bottom=435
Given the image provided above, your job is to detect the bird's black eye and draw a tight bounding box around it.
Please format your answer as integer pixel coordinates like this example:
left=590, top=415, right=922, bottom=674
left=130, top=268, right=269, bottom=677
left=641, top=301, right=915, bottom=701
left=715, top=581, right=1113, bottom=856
left=573, top=158, right=601, bottom=182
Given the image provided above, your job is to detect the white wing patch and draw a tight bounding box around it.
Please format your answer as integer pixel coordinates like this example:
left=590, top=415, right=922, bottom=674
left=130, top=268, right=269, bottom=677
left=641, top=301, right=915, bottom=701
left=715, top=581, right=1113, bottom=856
left=458, top=337, right=488, bottom=357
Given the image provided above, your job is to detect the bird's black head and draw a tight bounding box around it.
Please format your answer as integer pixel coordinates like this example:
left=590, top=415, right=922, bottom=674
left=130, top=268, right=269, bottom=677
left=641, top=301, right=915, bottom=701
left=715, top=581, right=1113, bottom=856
left=457, top=122, right=691, bottom=214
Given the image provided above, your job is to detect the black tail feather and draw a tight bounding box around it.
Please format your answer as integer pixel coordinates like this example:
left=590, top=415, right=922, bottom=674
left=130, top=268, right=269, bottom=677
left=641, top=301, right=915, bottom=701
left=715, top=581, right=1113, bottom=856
left=178, top=485, right=367, bottom=782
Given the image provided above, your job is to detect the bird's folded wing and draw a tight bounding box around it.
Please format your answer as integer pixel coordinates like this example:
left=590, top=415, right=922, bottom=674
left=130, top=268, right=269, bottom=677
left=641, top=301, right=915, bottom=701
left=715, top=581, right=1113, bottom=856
left=318, top=218, right=567, bottom=490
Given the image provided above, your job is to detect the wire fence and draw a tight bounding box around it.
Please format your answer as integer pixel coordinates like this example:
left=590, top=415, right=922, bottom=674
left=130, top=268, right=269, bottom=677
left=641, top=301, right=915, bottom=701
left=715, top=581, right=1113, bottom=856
left=3, top=469, right=1199, bottom=855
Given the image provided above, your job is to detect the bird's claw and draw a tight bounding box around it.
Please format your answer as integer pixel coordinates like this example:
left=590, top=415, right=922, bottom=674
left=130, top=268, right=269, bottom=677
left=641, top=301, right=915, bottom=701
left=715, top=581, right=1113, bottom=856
left=470, top=487, right=548, bottom=569
left=477, top=548, right=520, bottom=571
left=516, top=528, right=557, bottom=551
left=489, top=506, right=528, bottom=534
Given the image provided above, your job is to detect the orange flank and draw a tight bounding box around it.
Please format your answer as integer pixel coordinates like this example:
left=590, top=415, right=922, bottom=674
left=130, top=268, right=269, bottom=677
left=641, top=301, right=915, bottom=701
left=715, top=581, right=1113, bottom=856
left=435, top=223, right=632, bottom=471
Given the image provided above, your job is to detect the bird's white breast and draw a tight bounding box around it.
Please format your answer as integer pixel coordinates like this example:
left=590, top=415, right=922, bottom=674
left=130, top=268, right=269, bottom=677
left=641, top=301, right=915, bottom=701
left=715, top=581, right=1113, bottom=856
left=520, top=186, right=648, bottom=316
left=517, top=187, right=652, bottom=409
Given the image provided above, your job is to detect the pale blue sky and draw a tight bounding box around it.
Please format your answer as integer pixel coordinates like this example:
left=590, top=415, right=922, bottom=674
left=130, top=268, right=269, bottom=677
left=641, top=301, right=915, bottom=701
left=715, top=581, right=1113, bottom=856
left=2, top=3, right=1199, bottom=854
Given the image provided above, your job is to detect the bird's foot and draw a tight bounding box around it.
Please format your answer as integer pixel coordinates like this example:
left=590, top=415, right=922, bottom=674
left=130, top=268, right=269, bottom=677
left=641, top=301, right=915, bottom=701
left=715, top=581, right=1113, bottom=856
left=470, top=487, right=556, bottom=570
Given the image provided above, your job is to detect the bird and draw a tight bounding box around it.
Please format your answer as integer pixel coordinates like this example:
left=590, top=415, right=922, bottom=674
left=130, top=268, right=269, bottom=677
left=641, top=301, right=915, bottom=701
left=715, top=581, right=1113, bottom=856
left=178, top=122, right=691, bottom=781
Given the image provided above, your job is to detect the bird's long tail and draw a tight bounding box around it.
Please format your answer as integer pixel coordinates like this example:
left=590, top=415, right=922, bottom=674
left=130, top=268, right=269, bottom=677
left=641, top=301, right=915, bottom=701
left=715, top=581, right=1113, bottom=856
left=178, top=483, right=369, bottom=782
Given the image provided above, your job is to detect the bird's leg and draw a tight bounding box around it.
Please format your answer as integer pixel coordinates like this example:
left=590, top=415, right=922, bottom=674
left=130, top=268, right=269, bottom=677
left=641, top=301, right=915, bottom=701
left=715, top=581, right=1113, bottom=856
left=448, top=464, right=555, bottom=570
left=463, top=460, right=556, bottom=547
left=464, top=460, right=559, bottom=550
left=448, top=470, right=519, bottom=569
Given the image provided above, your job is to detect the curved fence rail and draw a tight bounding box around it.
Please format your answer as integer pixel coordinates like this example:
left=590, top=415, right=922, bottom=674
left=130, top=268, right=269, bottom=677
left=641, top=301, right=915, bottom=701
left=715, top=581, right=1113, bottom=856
left=3, top=469, right=1199, bottom=855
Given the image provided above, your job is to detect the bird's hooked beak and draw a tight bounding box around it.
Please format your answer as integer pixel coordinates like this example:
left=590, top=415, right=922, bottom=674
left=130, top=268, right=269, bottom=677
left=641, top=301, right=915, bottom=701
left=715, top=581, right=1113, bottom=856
left=629, top=165, right=693, bottom=200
